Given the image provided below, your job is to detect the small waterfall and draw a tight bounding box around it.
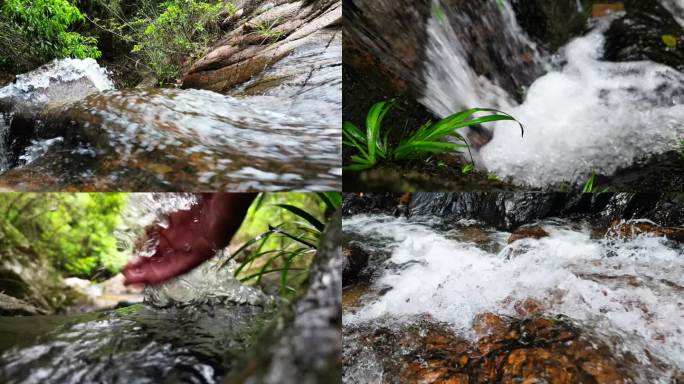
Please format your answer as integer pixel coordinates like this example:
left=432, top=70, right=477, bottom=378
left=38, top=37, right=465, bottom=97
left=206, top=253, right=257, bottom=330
left=420, top=1, right=684, bottom=188
left=420, top=0, right=541, bottom=116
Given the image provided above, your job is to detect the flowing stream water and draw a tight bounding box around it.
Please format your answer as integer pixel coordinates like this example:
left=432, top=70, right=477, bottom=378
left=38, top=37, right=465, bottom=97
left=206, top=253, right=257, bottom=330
left=421, top=0, right=684, bottom=188
left=0, top=194, right=277, bottom=383
left=0, top=32, right=341, bottom=191
left=343, top=212, right=684, bottom=382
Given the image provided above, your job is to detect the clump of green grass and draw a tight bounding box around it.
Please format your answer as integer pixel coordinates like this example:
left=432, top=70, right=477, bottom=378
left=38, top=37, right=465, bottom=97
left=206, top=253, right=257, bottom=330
left=252, top=18, right=284, bottom=44
left=582, top=171, right=609, bottom=193
left=221, top=192, right=340, bottom=298
left=343, top=100, right=523, bottom=171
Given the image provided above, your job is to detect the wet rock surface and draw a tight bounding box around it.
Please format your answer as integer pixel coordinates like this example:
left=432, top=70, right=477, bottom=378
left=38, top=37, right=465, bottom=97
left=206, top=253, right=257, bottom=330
left=342, top=241, right=370, bottom=286
left=1, top=87, right=341, bottom=191
left=511, top=0, right=591, bottom=52
left=604, top=0, right=684, bottom=71
left=182, top=0, right=341, bottom=93
left=343, top=313, right=672, bottom=383
left=507, top=226, right=549, bottom=243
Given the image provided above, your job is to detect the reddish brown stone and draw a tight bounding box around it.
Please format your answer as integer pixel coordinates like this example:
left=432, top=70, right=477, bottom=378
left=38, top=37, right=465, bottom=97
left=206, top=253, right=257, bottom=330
left=508, top=226, right=550, bottom=244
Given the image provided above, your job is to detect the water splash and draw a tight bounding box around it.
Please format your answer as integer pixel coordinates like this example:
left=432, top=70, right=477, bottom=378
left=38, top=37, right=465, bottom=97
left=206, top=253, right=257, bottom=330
left=420, top=1, right=684, bottom=187
left=343, top=214, right=684, bottom=379
left=478, top=23, right=684, bottom=187
left=0, top=58, right=114, bottom=105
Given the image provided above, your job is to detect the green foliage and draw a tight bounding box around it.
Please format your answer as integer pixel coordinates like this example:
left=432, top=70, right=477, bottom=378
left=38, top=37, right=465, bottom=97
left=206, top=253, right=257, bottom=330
left=582, top=172, right=609, bottom=193
left=100, top=0, right=228, bottom=83
left=461, top=163, right=474, bottom=174
left=252, top=18, right=284, bottom=44
left=679, top=139, right=684, bottom=159
left=343, top=100, right=523, bottom=171
left=0, top=0, right=100, bottom=70
left=225, top=193, right=340, bottom=299
left=0, top=193, right=128, bottom=280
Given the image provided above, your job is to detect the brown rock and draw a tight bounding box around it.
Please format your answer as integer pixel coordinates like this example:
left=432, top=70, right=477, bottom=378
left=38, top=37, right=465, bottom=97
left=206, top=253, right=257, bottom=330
left=607, top=220, right=684, bottom=243
left=183, top=0, right=341, bottom=93
left=592, top=3, right=625, bottom=18
left=514, top=298, right=544, bottom=317
left=507, top=226, right=550, bottom=244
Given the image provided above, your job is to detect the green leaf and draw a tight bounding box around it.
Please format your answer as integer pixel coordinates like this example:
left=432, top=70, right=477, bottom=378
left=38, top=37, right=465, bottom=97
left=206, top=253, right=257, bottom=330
left=462, top=163, right=475, bottom=174
left=273, top=204, right=325, bottom=232
left=662, top=34, right=677, bottom=49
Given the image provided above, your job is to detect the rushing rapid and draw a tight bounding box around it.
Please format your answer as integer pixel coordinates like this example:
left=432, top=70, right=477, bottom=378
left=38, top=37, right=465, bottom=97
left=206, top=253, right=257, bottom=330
left=420, top=0, right=684, bottom=188
left=343, top=213, right=684, bottom=381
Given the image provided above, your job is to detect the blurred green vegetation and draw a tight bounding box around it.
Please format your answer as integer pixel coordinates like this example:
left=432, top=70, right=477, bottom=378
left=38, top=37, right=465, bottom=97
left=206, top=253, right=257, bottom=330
left=0, top=193, right=128, bottom=280
left=0, top=0, right=101, bottom=72
left=0, top=0, right=232, bottom=86
left=231, top=192, right=341, bottom=298
left=0, top=193, right=340, bottom=290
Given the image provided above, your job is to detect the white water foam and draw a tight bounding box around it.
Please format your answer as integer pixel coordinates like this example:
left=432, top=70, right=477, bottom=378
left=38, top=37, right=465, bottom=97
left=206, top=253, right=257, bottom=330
left=343, top=214, right=684, bottom=376
left=0, top=58, right=114, bottom=103
left=420, top=3, right=684, bottom=187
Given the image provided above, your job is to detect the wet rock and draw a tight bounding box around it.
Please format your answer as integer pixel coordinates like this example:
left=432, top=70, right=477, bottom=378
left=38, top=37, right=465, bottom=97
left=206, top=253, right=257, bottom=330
left=342, top=241, right=370, bottom=286
left=513, top=298, right=545, bottom=317
left=0, top=292, right=47, bottom=316
left=409, top=193, right=558, bottom=230
left=510, top=0, right=591, bottom=51
left=0, top=58, right=113, bottom=117
left=507, top=226, right=549, bottom=244
left=606, top=220, right=684, bottom=242
left=344, top=314, right=650, bottom=384
left=406, top=192, right=684, bottom=230
left=342, top=193, right=404, bottom=217
left=342, top=282, right=371, bottom=312
left=604, top=0, right=684, bottom=71
left=182, top=0, right=340, bottom=93
left=592, top=3, right=625, bottom=18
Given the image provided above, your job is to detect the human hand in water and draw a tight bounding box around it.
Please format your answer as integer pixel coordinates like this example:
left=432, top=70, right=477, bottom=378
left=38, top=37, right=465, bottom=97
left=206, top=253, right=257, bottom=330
left=122, top=193, right=256, bottom=286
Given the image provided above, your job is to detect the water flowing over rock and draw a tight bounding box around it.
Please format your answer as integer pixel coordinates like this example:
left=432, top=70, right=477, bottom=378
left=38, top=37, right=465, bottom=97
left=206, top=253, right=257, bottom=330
left=0, top=86, right=341, bottom=191
left=0, top=58, right=114, bottom=116
left=344, top=315, right=674, bottom=383
left=342, top=199, right=684, bottom=382
left=345, top=0, right=684, bottom=190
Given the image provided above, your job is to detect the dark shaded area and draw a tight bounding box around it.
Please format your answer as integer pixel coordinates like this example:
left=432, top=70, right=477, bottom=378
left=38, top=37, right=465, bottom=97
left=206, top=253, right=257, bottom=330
left=344, top=192, right=684, bottom=230
left=511, top=0, right=591, bottom=52
left=604, top=0, right=684, bottom=71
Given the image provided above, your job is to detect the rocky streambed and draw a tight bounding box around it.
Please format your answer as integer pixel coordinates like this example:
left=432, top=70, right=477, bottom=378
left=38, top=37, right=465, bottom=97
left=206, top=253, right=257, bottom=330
left=342, top=193, right=684, bottom=383
left=0, top=0, right=341, bottom=191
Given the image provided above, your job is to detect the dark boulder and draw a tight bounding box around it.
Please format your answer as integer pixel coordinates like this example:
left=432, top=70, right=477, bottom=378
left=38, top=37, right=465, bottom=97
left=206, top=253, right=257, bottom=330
left=604, top=0, right=684, bottom=71
left=510, top=0, right=591, bottom=52
left=342, top=241, right=369, bottom=286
